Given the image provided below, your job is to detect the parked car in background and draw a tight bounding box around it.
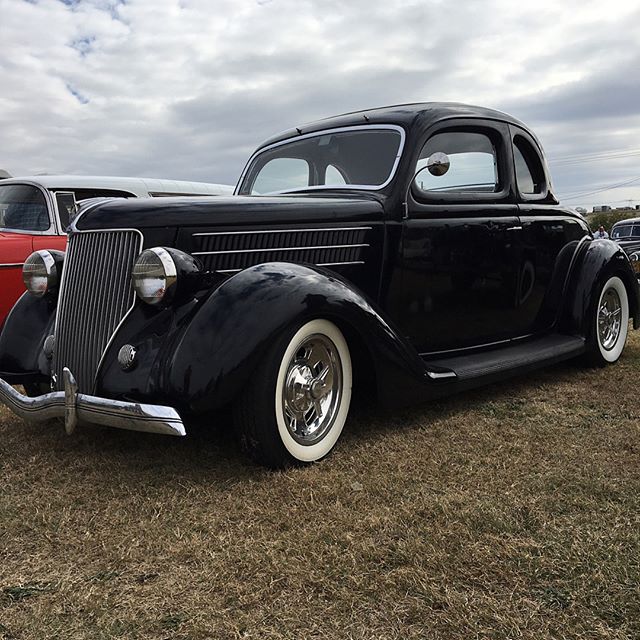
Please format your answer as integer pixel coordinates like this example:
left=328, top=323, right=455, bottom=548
left=0, top=103, right=638, bottom=468
left=610, top=217, right=640, bottom=278
left=0, top=176, right=233, bottom=326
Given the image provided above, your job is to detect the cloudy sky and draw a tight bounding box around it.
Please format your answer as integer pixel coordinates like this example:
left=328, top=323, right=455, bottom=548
left=1, top=0, right=639, bottom=208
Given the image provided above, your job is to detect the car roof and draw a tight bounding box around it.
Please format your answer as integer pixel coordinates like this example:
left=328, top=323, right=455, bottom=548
left=257, top=102, right=529, bottom=150
left=612, top=217, right=640, bottom=226
left=0, top=175, right=234, bottom=196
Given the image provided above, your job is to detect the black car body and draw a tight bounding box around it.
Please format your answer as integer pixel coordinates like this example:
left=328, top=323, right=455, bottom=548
left=1, top=103, right=638, bottom=467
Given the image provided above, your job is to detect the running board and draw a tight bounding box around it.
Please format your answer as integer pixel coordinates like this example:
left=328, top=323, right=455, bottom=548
left=423, top=334, right=586, bottom=382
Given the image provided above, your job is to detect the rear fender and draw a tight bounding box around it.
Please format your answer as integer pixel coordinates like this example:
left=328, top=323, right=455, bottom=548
left=562, top=238, right=640, bottom=335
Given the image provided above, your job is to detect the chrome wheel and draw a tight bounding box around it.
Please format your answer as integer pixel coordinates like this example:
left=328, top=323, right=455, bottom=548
left=282, top=334, right=342, bottom=446
left=598, top=287, right=622, bottom=351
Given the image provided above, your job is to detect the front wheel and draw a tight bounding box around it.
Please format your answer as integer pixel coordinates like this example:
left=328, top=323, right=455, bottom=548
left=585, top=275, right=629, bottom=366
left=234, top=319, right=352, bottom=468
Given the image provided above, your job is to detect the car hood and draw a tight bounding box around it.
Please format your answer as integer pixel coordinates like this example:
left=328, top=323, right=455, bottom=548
left=74, top=194, right=384, bottom=231
left=614, top=238, right=640, bottom=252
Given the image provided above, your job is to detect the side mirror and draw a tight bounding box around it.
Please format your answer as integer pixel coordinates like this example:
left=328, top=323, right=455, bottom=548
left=425, top=152, right=450, bottom=176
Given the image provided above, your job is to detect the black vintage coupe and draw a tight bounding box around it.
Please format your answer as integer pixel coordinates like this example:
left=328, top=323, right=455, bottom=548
left=1, top=103, right=637, bottom=467
left=611, top=217, right=640, bottom=279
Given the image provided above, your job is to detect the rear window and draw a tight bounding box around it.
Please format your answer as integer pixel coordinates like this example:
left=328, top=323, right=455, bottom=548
left=0, top=184, right=50, bottom=231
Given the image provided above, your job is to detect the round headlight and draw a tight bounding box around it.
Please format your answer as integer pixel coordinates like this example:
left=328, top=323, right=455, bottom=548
left=131, top=247, right=177, bottom=305
left=22, top=250, right=61, bottom=297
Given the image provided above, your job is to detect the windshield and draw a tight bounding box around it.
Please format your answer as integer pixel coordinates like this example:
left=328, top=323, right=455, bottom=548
left=611, top=224, right=640, bottom=239
left=0, top=184, right=50, bottom=232
left=238, top=126, right=404, bottom=195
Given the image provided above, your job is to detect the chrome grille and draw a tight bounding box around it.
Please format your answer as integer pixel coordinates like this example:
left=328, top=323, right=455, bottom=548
left=191, top=227, right=370, bottom=273
left=53, top=230, right=142, bottom=393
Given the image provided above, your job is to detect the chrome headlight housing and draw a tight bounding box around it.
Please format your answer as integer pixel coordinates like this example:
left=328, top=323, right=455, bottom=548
left=22, top=250, right=64, bottom=297
left=630, top=252, right=640, bottom=273
left=131, top=247, right=200, bottom=305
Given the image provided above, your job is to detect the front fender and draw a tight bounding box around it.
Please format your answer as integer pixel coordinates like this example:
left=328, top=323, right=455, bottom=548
left=98, top=263, right=431, bottom=413
left=0, top=292, right=55, bottom=383
left=563, top=238, right=640, bottom=335
left=169, top=263, right=432, bottom=412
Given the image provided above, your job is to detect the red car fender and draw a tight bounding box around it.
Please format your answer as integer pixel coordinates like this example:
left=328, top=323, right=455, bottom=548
left=0, top=232, right=67, bottom=328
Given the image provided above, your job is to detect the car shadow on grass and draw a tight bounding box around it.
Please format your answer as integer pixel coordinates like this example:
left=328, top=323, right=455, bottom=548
left=0, top=355, right=613, bottom=486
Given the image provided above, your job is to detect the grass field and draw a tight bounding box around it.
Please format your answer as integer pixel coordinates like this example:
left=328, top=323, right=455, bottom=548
left=1, top=333, right=639, bottom=639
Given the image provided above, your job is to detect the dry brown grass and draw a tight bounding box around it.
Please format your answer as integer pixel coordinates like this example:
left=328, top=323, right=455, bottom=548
left=1, top=333, right=640, bottom=639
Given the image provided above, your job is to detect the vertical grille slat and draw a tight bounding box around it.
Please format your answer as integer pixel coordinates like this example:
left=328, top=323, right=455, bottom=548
left=53, top=230, right=141, bottom=393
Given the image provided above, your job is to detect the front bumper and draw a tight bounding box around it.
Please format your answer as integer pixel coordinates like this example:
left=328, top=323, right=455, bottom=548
left=0, top=367, right=185, bottom=436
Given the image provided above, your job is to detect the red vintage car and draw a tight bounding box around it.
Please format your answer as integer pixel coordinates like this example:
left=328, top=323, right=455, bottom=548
left=0, top=176, right=232, bottom=328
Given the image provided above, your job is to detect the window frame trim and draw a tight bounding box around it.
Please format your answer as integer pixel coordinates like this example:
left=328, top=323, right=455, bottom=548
left=410, top=119, right=514, bottom=205
left=0, top=181, right=56, bottom=236
left=511, top=129, right=549, bottom=202
left=235, top=124, right=407, bottom=196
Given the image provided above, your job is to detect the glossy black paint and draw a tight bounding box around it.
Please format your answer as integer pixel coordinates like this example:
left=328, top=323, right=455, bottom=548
left=76, top=194, right=384, bottom=231
left=96, top=263, right=431, bottom=411
left=564, top=238, right=640, bottom=335
left=2, top=103, right=639, bottom=416
left=0, top=292, right=54, bottom=383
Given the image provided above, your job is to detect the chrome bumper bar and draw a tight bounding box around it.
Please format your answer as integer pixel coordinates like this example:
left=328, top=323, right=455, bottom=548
left=0, top=368, right=185, bottom=437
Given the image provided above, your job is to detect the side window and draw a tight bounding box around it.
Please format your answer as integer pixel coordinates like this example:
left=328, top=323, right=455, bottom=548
left=513, top=136, right=545, bottom=195
left=325, top=164, right=347, bottom=186
left=251, top=158, right=310, bottom=194
left=415, top=131, right=498, bottom=194
left=0, top=184, right=50, bottom=232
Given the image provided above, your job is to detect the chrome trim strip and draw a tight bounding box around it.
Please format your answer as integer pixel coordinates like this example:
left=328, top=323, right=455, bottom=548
left=215, top=260, right=365, bottom=274
left=235, top=124, right=406, bottom=195
left=0, top=227, right=58, bottom=236
left=426, top=371, right=457, bottom=380
left=0, top=262, right=24, bottom=268
left=194, top=243, right=369, bottom=256
left=192, top=226, right=373, bottom=237
left=0, top=374, right=185, bottom=436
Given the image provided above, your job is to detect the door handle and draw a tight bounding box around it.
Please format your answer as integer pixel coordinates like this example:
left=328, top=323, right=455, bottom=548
left=506, top=226, right=523, bottom=231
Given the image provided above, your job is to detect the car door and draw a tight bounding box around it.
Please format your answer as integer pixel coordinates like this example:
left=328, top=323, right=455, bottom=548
left=398, top=119, right=523, bottom=353
left=509, top=126, right=590, bottom=334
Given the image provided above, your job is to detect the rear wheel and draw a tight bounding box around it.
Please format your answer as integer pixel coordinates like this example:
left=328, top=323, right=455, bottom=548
left=234, top=319, right=352, bottom=468
left=585, top=275, right=629, bottom=366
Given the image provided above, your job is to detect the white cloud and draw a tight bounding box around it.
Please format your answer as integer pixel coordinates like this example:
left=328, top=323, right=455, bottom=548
left=0, top=0, right=639, bottom=207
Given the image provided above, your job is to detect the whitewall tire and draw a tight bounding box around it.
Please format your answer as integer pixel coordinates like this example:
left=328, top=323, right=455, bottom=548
left=587, top=275, right=629, bottom=366
left=234, top=319, right=352, bottom=468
